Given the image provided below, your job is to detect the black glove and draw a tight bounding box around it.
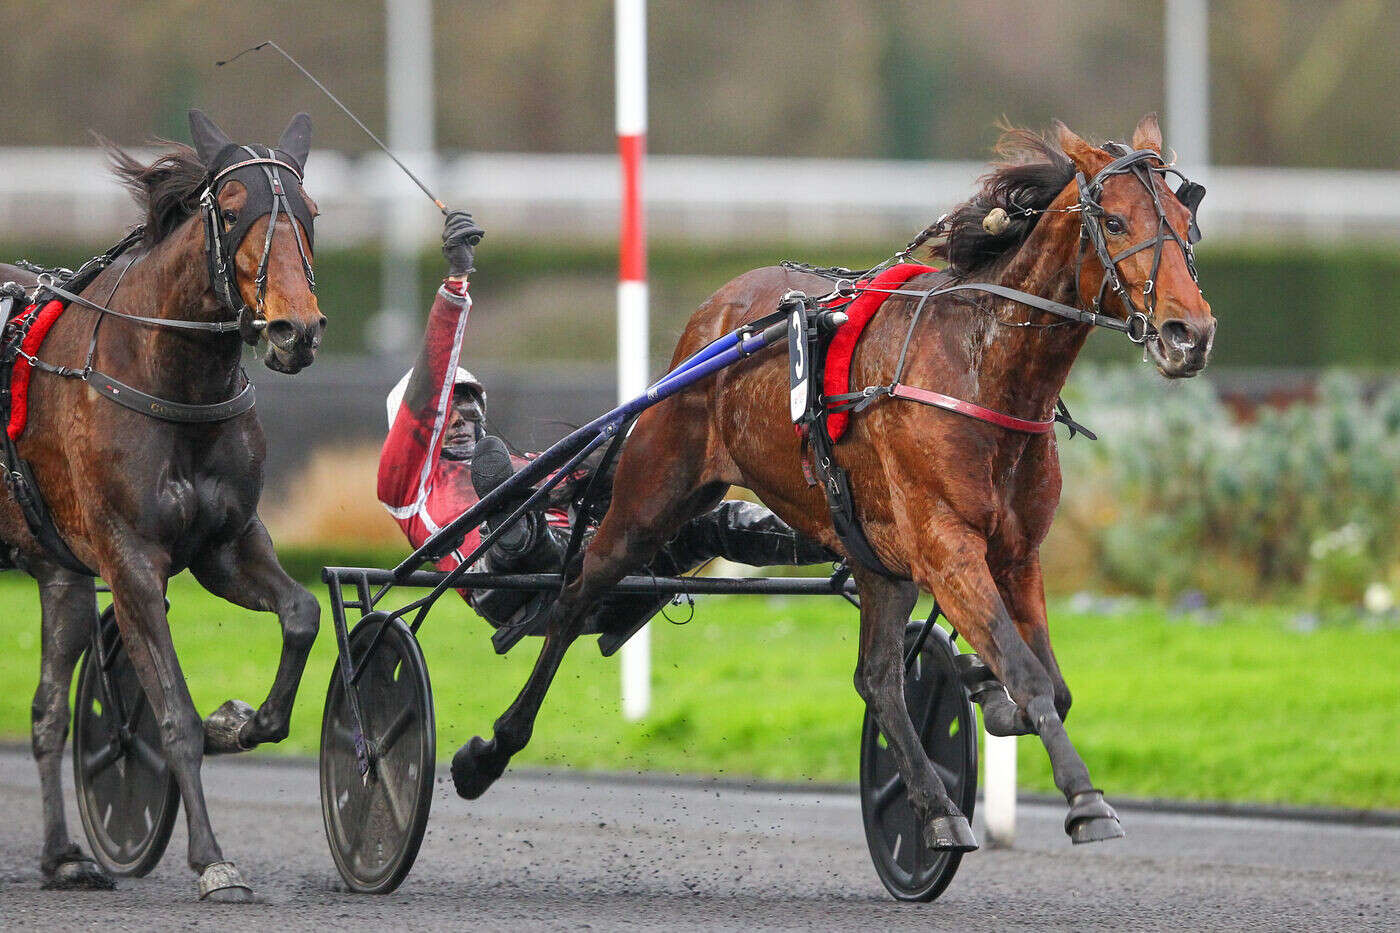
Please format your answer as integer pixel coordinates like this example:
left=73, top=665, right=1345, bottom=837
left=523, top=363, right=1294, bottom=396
left=442, top=210, right=485, bottom=276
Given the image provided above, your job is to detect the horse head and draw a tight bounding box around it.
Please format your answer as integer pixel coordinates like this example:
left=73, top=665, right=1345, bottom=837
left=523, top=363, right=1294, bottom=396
left=189, top=109, right=326, bottom=374
left=1057, top=114, right=1215, bottom=378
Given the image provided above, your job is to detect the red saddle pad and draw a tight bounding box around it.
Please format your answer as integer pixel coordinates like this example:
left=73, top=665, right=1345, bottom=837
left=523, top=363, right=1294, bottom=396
left=824, top=264, right=936, bottom=441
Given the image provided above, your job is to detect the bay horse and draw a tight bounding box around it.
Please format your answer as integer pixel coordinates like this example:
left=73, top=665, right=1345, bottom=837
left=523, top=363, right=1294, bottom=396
left=0, top=111, right=325, bottom=900
left=452, top=115, right=1215, bottom=855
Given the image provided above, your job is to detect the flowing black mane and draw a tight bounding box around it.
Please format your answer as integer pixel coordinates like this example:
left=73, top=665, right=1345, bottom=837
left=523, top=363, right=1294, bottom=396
left=107, top=143, right=208, bottom=248
left=931, top=126, right=1076, bottom=278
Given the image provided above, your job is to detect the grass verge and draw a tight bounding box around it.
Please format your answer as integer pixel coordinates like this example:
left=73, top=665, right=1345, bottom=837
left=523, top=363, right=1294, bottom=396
left=0, top=572, right=1394, bottom=810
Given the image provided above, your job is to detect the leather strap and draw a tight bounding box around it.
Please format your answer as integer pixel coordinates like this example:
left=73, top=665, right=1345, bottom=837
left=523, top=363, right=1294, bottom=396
left=86, top=371, right=256, bottom=423
left=38, top=281, right=241, bottom=333
left=890, top=384, right=1054, bottom=434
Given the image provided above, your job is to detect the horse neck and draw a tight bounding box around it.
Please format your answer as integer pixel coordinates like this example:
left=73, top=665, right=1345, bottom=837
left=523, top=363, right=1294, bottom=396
left=971, top=211, right=1095, bottom=420
left=93, top=222, right=243, bottom=404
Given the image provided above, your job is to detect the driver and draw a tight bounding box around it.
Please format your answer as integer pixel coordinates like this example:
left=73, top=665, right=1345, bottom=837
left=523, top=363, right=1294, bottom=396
left=378, top=210, right=833, bottom=653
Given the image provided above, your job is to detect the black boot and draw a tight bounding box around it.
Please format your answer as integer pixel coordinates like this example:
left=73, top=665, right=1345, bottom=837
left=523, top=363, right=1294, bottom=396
left=471, top=436, right=532, bottom=555
left=662, top=500, right=835, bottom=571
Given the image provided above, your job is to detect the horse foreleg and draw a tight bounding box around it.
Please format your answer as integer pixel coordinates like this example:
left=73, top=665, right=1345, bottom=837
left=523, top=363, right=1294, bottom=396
left=998, top=557, right=1072, bottom=721
left=854, top=569, right=978, bottom=850
left=916, top=530, right=1123, bottom=844
left=102, top=552, right=252, bottom=900
left=189, top=518, right=320, bottom=749
left=32, top=568, right=113, bottom=889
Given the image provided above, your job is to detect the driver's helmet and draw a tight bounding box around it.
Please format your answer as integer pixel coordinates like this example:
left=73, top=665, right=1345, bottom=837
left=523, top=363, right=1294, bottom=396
left=385, top=367, right=486, bottom=428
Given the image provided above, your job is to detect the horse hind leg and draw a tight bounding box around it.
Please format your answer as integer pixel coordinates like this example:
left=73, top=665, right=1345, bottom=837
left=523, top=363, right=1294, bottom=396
left=452, top=404, right=723, bottom=799
left=32, top=567, right=114, bottom=889
left=854, top=569, right=978, bottom=851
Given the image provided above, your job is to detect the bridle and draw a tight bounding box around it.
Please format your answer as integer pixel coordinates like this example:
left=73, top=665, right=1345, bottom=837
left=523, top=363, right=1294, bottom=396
left=802, top=142, right=1208, bottom=347
left=1072, top=142, right=1205, bottom=344
left=2, top=144, right=318, bottom=424
left=200, top=144, right=317, bottom=345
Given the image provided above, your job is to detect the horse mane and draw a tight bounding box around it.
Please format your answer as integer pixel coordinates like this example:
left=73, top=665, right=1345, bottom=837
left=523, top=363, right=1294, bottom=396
left=106, top=142, right=208, bottom=248
left=930, top=125, right=1076, bottom=278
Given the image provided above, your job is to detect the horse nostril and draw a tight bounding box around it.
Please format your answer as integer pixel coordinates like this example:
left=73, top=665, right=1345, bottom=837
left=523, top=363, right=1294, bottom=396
left=1159, top=318, right=1199, bottom=352
left=265, top=318, right=299, bottom=350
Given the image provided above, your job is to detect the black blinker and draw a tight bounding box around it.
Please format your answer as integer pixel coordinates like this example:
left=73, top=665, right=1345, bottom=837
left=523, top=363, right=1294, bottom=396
left=1175, top=180, right=1205, bottom=243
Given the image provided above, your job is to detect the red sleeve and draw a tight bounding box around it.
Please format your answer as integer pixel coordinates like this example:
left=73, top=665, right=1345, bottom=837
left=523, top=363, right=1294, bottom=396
left=378, top=284, right=472, bottom=513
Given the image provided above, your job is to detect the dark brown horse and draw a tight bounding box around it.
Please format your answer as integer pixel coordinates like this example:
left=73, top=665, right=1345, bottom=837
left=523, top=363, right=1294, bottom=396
left=453, top=115, right=1215, bottom=854
left=0, top=111, right=325, bottom=900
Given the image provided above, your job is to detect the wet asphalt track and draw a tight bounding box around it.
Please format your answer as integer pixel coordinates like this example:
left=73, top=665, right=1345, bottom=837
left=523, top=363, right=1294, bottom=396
left=0, top=747, right=1395, bottom=931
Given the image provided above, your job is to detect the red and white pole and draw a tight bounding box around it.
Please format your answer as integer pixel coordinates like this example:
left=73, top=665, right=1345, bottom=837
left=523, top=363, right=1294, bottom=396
left=616, top=0, right=651, bottom=721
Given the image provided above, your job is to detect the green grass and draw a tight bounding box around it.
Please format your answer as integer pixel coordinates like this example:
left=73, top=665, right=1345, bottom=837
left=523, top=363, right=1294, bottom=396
left=0, top=572, right=1395, bottom=810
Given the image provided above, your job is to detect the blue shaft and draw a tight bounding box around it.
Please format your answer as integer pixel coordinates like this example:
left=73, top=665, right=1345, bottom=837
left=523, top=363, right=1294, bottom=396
left=653, top=330, right=742, bottom=386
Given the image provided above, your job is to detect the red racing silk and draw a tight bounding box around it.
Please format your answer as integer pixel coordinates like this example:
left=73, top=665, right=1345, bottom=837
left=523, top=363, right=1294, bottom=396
left=377, top=283, right=570, bottom=586
left=378, top=284, right=482, bottom=574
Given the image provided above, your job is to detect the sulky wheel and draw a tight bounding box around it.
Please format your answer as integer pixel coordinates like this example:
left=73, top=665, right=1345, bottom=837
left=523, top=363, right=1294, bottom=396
left=320, top=613, right=435, bottom=894
left=859, top=619, right=979, bottom=902
left=71, top=607, right=180, bottom=877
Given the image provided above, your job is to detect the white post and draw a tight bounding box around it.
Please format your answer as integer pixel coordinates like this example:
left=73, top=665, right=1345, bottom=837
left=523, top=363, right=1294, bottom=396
left=1164, top=0, right=1210, bottom=171
left=616, top=0, right=651, bottom=721
left=377, top=0, right=434, bottom=354
left=983, top=732, right=1017, bottom=846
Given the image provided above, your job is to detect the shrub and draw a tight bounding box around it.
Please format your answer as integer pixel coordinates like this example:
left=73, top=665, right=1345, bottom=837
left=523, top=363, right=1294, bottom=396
left=1056, top=367, right=1400, bottom=606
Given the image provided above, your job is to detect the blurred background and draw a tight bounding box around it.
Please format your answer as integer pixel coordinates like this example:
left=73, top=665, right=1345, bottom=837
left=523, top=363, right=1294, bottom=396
left=0, top=1, right=1396, bottom=807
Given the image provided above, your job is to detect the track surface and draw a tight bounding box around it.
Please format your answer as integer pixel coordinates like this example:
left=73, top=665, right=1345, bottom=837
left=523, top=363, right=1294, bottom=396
left=0, top=747, right=1395, bottom=930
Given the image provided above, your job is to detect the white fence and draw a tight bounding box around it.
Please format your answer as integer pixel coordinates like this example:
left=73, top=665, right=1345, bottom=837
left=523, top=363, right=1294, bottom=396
left=3, top=148, right=1400, bottom=247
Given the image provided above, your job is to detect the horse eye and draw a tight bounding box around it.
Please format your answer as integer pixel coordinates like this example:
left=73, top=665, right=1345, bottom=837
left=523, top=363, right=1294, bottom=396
left=222, top=209, right=238, bottom=225
left=1104, top=216, right=1126, bottom=235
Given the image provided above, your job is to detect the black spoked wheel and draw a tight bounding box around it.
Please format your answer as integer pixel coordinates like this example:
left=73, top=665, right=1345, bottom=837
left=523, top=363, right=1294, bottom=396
left=859, top=619, right=979, bottom=902
left=320, top=614, right=435, bottom=894
left=71, top=608, right=180, bottom=877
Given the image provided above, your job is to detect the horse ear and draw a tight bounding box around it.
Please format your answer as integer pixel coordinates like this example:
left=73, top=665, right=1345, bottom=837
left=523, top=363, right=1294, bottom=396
left=1132, top=112, right=1163, bottom=153
left=1055, top=120, right=1108, bottom=174
left=277, top=112, right=313, bottom=171
left=188, top=109, right=233, bottom=166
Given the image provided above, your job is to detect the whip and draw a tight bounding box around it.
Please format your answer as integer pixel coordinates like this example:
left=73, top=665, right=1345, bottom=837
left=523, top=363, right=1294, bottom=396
left=217, top=40, right=452, bottom=217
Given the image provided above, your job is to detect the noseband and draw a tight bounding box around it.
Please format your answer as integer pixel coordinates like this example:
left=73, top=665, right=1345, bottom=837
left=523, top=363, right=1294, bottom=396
left=1074, top=143, right=1205, bottom=344
left=200, top=145, right=317, bottom=345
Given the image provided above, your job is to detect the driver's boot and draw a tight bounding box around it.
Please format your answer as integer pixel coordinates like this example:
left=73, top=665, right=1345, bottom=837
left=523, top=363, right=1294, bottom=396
left=665, top=500, right=835, bottom=570
left=471, top=436, right=561, bottom=572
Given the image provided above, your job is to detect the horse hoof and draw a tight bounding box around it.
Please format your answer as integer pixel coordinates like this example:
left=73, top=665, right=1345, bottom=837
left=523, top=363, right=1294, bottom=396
left=451, top=735, right=505, bottom=800
left=1065, top=789, right=1125, bottom=844
left=198, top=861, right=254, bottom=902
left=41, top=856, right=116, bottom=890
left=924, top=813, right=979, bottom=851
left=204, top=700, right=256, bottom=755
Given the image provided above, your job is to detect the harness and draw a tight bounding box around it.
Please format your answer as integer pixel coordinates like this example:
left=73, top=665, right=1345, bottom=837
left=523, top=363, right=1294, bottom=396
left=784, top=145, right=1206, bottom=577
left=0, top=146, right=315, bottom=574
